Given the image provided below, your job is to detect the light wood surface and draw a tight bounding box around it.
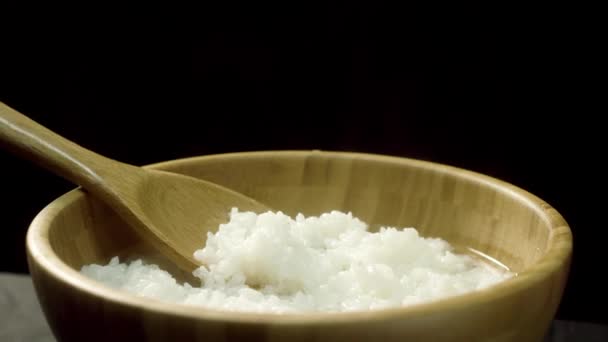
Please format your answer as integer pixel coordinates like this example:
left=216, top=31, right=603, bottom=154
left=0, top=102, right=268, bottom=276
left=26, top=151, right=572, bottom=341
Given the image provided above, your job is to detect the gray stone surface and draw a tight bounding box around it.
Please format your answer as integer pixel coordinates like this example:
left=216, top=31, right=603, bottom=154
left=0, top=273, right=54, bottom=341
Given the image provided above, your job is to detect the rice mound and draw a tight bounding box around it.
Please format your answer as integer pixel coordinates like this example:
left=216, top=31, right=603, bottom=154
left=81, top=208, right=511, bottom=313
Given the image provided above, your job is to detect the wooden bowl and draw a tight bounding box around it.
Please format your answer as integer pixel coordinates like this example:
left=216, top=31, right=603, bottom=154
left=26, top=151, right=572, bottom=341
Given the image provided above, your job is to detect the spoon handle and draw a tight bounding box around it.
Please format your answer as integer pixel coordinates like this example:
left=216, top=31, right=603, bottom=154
left=0, top=102, right=131, bottom=192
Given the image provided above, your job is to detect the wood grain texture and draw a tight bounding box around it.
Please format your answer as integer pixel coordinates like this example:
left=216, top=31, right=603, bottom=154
left=26, top=151, right=572, bottom=341
left=0, top=102, right=268, bottom=275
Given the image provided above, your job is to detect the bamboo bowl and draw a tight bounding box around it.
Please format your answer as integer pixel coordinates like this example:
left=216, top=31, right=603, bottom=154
left=26, top=151, right=571, bottom=341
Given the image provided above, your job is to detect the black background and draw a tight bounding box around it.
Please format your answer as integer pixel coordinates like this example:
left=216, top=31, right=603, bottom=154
left=0, top=5, right=603, bottom=324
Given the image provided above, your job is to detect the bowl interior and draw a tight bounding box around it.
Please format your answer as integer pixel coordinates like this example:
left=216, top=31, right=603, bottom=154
left=45, top=151, right=556, bottom=278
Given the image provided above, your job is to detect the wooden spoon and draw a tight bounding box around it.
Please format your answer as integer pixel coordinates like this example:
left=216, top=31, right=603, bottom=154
left=0, top=102, right=269, bottom=274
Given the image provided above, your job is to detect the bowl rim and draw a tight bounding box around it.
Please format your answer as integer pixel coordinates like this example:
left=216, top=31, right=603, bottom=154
left=26, top=150, right=572, bottom=325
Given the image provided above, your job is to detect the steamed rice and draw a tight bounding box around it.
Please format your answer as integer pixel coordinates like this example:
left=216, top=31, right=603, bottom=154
left=81, top=209, right=512, bottom=313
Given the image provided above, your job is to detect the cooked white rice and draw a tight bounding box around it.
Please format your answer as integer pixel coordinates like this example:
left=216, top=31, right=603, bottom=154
left=81, top=209, right=511, bottom=313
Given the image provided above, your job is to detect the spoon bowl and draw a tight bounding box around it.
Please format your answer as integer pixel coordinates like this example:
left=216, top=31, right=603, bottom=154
left=0, top=102, right=269, bottom=273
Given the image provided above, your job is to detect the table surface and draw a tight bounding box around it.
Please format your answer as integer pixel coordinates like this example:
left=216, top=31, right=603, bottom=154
left=2, top=273, right=606, bottom=341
